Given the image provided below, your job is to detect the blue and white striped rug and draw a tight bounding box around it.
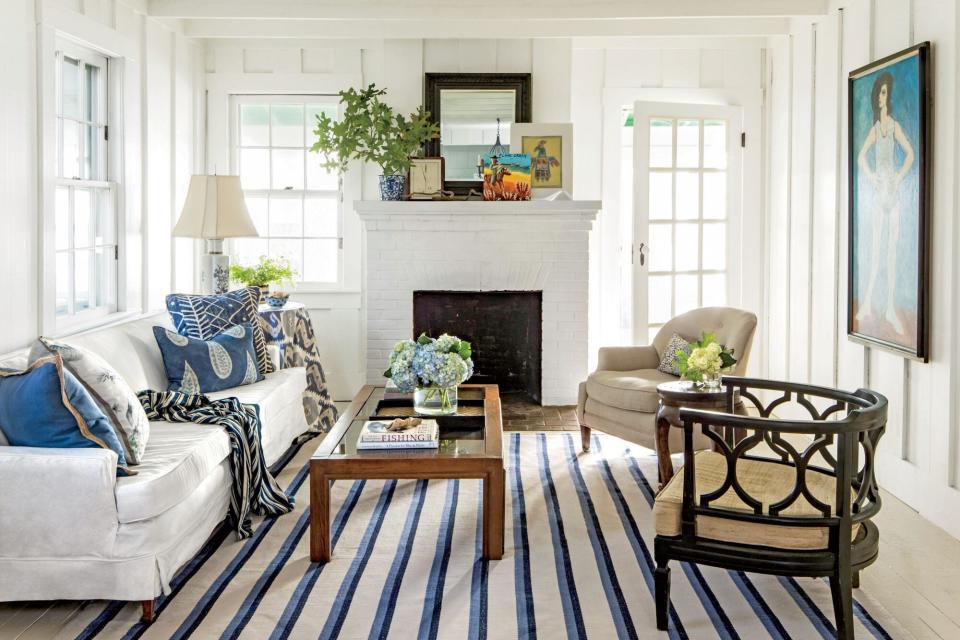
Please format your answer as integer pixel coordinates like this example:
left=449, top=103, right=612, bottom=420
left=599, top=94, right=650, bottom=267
left=66, top=432, right=908, bottom=639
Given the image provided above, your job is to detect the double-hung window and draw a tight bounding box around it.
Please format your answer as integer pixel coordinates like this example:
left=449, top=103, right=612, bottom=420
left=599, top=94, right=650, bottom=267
left=231, top=95, right=342, bottom=287
left=54, top=40, right=117, bottom=323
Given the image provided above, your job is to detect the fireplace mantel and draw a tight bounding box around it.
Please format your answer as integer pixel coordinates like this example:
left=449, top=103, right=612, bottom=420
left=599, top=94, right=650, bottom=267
left=358, top=198, right=601, bottom=406
left=354, top=199, right=601, bottom=225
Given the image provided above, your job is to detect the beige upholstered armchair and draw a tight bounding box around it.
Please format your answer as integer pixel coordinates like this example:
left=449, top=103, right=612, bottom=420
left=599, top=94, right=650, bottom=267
left=577, top=306, right=757, bottom=453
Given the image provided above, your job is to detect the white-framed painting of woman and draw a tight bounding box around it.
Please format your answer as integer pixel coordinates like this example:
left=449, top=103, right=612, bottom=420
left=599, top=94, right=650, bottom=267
left=848, top=42, right=930, bottom=361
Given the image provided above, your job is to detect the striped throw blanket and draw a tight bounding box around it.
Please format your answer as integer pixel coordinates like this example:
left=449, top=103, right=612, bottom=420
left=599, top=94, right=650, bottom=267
left=137, top=390, right=295, bottom=539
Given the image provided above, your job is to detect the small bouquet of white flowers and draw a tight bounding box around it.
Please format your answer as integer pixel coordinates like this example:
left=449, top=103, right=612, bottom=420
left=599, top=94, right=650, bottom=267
left=384, top=333, right=474, bottom=414
left=674, top=332, right=737, bottom=388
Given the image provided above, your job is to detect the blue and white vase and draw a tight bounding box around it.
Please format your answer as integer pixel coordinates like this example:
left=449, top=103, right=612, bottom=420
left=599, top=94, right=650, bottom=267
left=379, top=174, right=406, bottom=201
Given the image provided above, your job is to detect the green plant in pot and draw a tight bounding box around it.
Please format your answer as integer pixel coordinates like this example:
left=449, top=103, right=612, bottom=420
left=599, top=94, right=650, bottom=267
left=310, top=84, right=439, bottom=200
left=229, top=256, right=296, bottom=303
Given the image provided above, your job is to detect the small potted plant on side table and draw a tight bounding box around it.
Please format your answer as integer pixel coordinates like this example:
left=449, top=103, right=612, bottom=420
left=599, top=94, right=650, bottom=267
left=310, top=84, right=439, bottom=200
left=229, top=256, right=296, bottom=307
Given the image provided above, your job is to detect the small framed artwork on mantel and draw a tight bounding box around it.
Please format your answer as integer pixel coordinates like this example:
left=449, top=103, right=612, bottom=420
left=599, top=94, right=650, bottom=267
left=408, top=157, right=445, bottom=200
left=510, top=123, right=573, bottom=197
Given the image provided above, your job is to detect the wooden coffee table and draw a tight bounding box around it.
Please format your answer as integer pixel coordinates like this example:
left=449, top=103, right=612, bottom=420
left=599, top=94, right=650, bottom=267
left=309, top=384, right=505, bottom=562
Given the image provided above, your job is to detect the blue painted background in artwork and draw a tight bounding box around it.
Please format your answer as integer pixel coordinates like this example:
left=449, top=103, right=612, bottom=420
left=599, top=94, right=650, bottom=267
left=850, top=53, right=921, bottom=334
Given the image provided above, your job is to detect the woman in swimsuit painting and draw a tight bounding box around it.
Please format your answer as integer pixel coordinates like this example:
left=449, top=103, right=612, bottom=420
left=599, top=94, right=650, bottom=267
left=855, top=71, right=915, bottom=334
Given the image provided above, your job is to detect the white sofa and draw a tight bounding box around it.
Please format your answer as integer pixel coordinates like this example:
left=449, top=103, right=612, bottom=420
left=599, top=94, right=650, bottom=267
left=0, top=313, right=311, bottom=618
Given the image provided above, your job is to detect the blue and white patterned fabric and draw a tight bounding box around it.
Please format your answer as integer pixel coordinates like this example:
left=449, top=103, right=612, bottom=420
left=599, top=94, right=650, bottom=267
left=165, top=286, right=274, bottom=375
left=137, top=389, right=293, bottom=539
left=259, top=304, right=338, bottom=435
left=0, top=355, right=133, bottom=476
left=153, top=324, right=263, bottom=394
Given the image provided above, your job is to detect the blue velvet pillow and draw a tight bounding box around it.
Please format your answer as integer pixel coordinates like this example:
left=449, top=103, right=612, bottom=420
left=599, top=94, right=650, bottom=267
left=165, top=286, right=273, bottom=376
left=153, top=323, right=263, bottom=394
left=0, top=355, right=133, bottom=476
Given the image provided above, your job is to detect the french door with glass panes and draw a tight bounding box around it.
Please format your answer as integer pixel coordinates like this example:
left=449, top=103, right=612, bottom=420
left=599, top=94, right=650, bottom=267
left=632, top=102, right=742, bottom=344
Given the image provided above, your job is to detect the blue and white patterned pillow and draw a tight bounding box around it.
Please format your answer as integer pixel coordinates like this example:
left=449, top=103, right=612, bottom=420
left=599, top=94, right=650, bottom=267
left=0, top=355, right=134, bottom=476
left=153, top=323, right=263, bottom=394
left=165, top=286, right=273, bottom=375
left=29, top=337, right=150, bottom=464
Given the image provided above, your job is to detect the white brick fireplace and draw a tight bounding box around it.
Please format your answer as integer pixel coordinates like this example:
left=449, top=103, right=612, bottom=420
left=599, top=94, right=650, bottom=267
left=356, top=200, right=601, bottom=406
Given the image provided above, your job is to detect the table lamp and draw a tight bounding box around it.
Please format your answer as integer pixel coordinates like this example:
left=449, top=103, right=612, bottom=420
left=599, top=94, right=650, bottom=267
left=172, top=175, right=258, bottom=294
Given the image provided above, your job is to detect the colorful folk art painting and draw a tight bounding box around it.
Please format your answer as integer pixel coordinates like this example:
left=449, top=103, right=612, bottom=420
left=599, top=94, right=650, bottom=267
left=848, top=43, right=928, bottom=359
left=522, top=135, right=562, bottom=188
left=483, top=153, right=532, bottom=201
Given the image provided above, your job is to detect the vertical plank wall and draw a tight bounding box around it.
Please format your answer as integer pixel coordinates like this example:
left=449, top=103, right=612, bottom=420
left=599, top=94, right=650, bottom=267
left=765, top=0, right=960, bottom=537
left=0, top=0, right=38, bottom=354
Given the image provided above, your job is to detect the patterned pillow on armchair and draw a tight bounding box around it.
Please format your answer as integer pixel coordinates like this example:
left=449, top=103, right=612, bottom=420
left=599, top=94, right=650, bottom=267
left=657, top=333, right=692, bottom=377
left=165, top=286, right=274, bottom=375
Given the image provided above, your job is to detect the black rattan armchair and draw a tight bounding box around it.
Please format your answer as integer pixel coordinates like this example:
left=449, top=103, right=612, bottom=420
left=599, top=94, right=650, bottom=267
left=653, top=376, right=887, bottom=640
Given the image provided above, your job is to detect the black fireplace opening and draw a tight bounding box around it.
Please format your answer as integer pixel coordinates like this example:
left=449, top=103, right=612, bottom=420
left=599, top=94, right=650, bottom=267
left=413, top=290, right=543, bottom=404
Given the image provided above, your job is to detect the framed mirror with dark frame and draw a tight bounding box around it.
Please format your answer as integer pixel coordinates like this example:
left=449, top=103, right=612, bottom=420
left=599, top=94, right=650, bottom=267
left=424, top=73, right=532, bottom=195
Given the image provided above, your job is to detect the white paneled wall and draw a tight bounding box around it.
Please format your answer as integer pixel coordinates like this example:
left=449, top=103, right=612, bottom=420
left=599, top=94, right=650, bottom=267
left=0, top=0, right=38, bottom=354
left=144, top=19, right=173, bottom=310
left=0, top=0, right=203, bottom=355
left=766, top=0, right=960, bottom=538
left=174, top=33, right=204, bottom=293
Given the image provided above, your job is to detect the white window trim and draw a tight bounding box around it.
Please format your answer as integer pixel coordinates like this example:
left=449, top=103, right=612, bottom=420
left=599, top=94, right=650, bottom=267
left=41, top=34, right=128, bottom=336
left=228, top=93, right=349, bottom=292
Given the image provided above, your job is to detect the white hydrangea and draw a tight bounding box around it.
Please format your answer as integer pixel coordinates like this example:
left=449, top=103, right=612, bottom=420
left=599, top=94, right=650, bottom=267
left=434, top=333, right=460, bottom=352
left=686, top=346, right=722, bottom=375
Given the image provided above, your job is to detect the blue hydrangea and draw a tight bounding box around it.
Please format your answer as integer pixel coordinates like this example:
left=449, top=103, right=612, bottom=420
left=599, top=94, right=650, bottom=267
left=390, top=363, right=418, bottom=392
left=412, top=343, right=440, bottom=382
left=385, top=334, right=473, bottom=390
left=432, top=352, right=467, bottom=388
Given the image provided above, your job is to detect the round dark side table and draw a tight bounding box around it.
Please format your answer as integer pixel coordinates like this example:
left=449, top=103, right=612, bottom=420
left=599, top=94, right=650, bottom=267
left=655, top=380, right=742, bottom=489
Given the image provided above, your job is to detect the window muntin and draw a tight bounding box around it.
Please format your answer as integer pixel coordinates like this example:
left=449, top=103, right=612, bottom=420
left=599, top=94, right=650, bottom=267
left=231, top=97, right=341, bottom=286
left=54, top=42, right=117, bottom=321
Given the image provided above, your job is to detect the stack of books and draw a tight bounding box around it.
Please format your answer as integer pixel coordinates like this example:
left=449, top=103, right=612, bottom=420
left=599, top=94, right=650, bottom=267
left=356, top=419, right=439, bottom=450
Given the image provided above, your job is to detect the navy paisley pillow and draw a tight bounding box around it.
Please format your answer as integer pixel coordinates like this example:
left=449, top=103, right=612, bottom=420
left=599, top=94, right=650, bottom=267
left=153, top=323, right=263, bottom=394
left=165, top=286, right=274, bottom=375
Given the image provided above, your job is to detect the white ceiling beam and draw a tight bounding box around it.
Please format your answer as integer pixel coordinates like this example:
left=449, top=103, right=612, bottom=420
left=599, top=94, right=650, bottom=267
left=185, top=17, right=792, bottom=39
left=150, top=0, right=827, bottom=20
left=573, top=35, right=770, bottom=50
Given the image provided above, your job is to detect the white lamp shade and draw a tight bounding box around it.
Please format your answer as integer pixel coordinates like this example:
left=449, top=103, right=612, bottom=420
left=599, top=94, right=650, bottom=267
left=172, top=175, right=259, bottom=239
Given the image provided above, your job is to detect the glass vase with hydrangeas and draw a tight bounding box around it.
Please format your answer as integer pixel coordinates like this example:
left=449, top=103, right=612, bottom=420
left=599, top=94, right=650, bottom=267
left=384, top=333, right=475, bottom=415
left=674, top=332, right=737, bottom=389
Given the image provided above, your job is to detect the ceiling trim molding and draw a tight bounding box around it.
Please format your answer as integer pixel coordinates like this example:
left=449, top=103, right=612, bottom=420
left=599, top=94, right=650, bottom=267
left=183, top=17, right=792, bottom=40
left=149, top=0, right=827, bottom=20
